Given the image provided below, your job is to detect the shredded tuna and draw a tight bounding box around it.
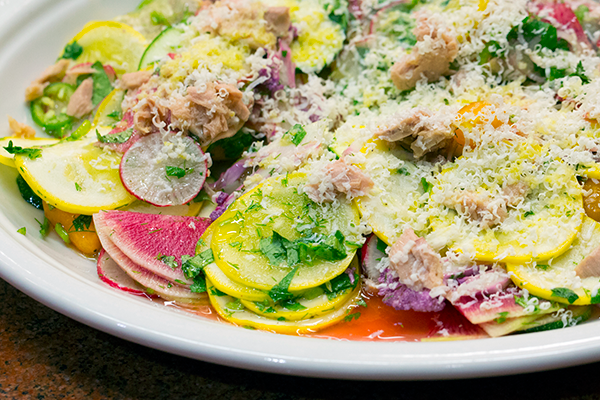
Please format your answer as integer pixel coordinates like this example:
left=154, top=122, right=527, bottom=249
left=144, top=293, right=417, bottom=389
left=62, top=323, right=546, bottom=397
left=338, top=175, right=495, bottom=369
left=388, top=228, right=443, bottom=291
left=25, top=59, right=70, bottom=101
left=169, top=82, right=251, bottom=146
left=264, top=7, right=291, bottom=37
left=119, top=70, right=153, bottom=90
left=7, top=116, right=36, bottom=138
left=390, top=13, right=458, bottom=91
left=304, top=159, right=374, bottom=203
left=66, top=77, right=94, bottom=118
left=446, top=190, right=508, bottom=229
left=376, top=108, right=454, bottom=158
left=62, top=64, right=96, bottom=86
left=575, top=245, right=600, bottom=278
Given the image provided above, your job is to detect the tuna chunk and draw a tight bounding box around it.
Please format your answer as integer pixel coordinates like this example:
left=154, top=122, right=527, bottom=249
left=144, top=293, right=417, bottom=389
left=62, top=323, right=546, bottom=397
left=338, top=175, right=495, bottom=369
left=7, top=116, right=36, bottom=138
left=66, top=77, right=94, bottom=118
left=390, top=13, right=458, bottom=91
left=119, top=70, right=153, bottom=90
left=304, top=160, right=374, bottom=203
left=62, top=64, right=96, bottom=86
left=446, top=190, right=507, bottom=230
left=264, top=7, right=291, bottom=37
left=170, top=82, right=251, bottom=145
left=376, top=108, right=454, bottom=158
left=25, top=59, right=71, bottom=101
left=388, top=228, right=444, bottom=291
left=503, top=182, right=528, bottom=207
left=575, top=246, right=600, bottom=278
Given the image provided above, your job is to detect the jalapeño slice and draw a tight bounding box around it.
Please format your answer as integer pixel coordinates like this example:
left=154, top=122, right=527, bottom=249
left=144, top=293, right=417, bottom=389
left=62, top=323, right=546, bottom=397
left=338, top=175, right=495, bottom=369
left=30, top=82, right=75, bottom=137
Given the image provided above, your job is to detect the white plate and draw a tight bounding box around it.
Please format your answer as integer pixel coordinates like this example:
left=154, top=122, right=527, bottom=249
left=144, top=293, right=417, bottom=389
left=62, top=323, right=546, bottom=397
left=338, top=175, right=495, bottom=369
left=2, top=0, right=600, bottom=380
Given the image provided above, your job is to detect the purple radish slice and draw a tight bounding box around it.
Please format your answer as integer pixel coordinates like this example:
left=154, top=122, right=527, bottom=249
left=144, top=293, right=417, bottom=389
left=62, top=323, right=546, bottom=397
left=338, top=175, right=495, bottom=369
left=97, top=249, right=152, bottom=297
left=210, top=159, right=249, bottom=193
left=93, top=210, right=212, bottom=285
left=447, top=269, right=510, bottom=303
left=120, top=132, right=208, bottom=206
left=360, top=234, right=387, bottom=282
left=98, top=231, right=206, bottom=303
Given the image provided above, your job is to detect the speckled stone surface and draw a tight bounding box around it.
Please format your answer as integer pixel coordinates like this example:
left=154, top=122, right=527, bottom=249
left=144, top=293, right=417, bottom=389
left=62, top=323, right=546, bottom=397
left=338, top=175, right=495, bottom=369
left=1, top=277, right=600, bottom=400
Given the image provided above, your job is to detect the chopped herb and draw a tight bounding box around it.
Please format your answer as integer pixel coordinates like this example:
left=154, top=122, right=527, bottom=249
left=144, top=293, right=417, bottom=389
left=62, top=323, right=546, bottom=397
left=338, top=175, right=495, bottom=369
left=397, top=167, right=410, bottom=176
left=166, top=166, right=186, bottom=178
left=107, top=110, right=122, bottom=120
left=35, top=217, right=50, bottom=237
left=61, top=41, right=83, bottom=60
left=280, top=299, right=307, bottom=312
left=571, top=61, right=590, bottom=84
left=75, top=182, right=82, bottom=192
left=156, top=254, right=178, bottom=270
left=420, top=177, right=432, bottom=193
left=282, top=50, right=288, bottom=57
left=479, top=40, right=502, bottom=64
left=356, top=298, right=368, bottom=308
left=551, top=287, right=579, bottom=304
left=71, top=215, right=93, bottom=232
left=150, top=10, right=171, bottom=26
left=523, top=211, right=534, bottom=218
left=190, top=274, right=207, bottom=293
left=55, top=223, right=70, bottom=244
left=344, top=312, right=361, bottom=322
left=17, top=227, right=26, bottom=235
left=268, top=266, right=299, bottom=302
left=494, top=311, right=509, bottom=324
left=182, top=249, right=214, bottom=279
left=285, top=124, right=307, bottom=146
left=376, top=237, right=388, bottom=253
left=508, top=16, right=569, bottom=52
left=96, top=128, right=133, bottom=144
left=4, top=141, right=41, bottom=160
left=259, top=230, right=347, bottom=267
left=575, top=5, right=589, bottom=24
left=210, top=287, right=228, bottom=297
left=90, top=61, right=113, bottom=106
left=536, top=264, right=549, bottom=271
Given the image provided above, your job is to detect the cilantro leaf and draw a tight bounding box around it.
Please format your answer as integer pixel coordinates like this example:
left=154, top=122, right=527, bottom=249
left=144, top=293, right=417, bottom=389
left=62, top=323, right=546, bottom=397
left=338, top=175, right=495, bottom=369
left=156, top=254, right=178, bottom=270
left=259, top=230, right=348, bottom=267
left=269, top=266, right=298, bottom=302
left=166, top=166, right=186, bottom=178
left=90, top=61, right=113, bottom=106
left=280, top=299, right=307, bottom=311
left=35, top=217, right=50, bottom=237
left=570, top=61, right=590, bottom=84
left=551, top=287, right=579, bottom=304
left=4, top=141, right=41, bottom=160
left=71, top=215, right=93, bottom=232
left=182, top=249, right=214, bottom=279
left=508, top=16, right=569, bottom=51
left=96, top=128, right=134, bottom=144
left=420, top=177, right=432, bottom=193
left=286, top=124, right=307, bottom=146
left=259, top=231, right=288, bottom=265
left=190, top=274, right=207, bottom=293
left=61, top=41, right=83, bottom=60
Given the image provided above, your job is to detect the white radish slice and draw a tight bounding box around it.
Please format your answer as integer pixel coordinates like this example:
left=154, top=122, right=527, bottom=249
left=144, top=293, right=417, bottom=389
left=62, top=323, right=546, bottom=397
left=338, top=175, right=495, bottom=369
left=97, top=249, right=150, bottom=296
left=360, top=234, right=386, bottom=282
left=97, top=229, right=207, bottom=303
left=120, top=132, right=207, bottom=206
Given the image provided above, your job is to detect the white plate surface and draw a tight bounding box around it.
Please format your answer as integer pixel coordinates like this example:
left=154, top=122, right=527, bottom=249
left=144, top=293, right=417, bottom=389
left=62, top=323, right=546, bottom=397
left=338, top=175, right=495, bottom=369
left=2, top=0, right=600, bottom=381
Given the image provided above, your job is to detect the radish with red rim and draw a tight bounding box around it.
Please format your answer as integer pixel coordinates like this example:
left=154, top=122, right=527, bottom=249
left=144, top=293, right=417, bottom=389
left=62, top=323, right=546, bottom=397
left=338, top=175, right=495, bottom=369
left=97, top=249, right=153, bottom=297
left=360, top=234, right=387, bottom=282
left=120, top=132, right=208, bottom=207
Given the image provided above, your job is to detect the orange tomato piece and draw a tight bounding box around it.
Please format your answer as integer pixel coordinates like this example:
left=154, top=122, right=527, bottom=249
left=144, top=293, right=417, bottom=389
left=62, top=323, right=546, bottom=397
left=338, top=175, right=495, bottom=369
left=454, top=101, right=503, bottom=146
left=43, top=202, right=102, bottom=256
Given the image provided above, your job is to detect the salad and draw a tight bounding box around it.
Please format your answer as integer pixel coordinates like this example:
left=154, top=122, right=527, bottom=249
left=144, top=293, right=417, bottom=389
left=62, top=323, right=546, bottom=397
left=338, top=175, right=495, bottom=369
left=4, top=0, right=600, bottom=340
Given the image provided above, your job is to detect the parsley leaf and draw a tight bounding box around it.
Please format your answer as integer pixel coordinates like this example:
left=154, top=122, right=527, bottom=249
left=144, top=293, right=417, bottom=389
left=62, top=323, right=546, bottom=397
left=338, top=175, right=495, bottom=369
left=156, top=254, right=178, bottom=270
left=4, top=141, right=41, bottom=159
left=166, top=166, right=186, bottom=178
left=61, top=41, right=83, bottom=60
left=551, top=287, right=579, bottom=304
left=96, top=128, right=134, bottom=144
left=90, top=61, right=113, bottom=106
left=285, top=124, right=307, bottom=146
left=190, top=274, right=207, bottom=293
left=571, top=61, right=590, bottom=84
left=17, top=227, right=26, bottom=235
left=259, top=230, right=347, bottom=267
left=269, top=266, right=299, bottom=303
left=107, top=110, right=122, bottom=120
left=420, top=177, right=432, bottom=193
left=71, top=215, right=93, bottom=232
left=35, top=217, right=50, bottom=237
left=508, top=16, right=569, bottom=51
left=182, top=249, right=214, bottom=279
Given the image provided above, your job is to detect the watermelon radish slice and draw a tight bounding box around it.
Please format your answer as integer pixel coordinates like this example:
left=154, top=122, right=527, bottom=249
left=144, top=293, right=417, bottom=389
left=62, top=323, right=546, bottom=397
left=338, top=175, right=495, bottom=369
left=93, top=210, right=212, bottom=285
left=97, top=249, right=151, bottom=296
left=360, top=234, right=386, bottom=282
left=120, top=132, right=208, bottom=206
left=97, top=231, right=206, bottom=303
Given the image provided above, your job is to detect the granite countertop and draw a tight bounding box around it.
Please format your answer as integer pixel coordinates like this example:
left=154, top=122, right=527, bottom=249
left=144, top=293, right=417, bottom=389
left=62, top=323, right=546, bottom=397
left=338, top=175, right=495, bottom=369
left=0, top=277, right=598, bottom=400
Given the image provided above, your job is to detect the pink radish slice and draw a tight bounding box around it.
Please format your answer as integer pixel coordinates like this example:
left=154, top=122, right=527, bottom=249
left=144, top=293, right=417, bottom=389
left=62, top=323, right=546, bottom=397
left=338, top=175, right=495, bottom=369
left=97, top=249, right=151, bottom=296
left=93, top=210, right=212, bottom=285
left=454, top=294, right=526, bottom=325
left=97, top=231, right=206, bottom=303
left=120, top=132, right=208, bottom=206
left=360, top=234, right=386, bottom=282
left=426, top=305, right=487, bottom=340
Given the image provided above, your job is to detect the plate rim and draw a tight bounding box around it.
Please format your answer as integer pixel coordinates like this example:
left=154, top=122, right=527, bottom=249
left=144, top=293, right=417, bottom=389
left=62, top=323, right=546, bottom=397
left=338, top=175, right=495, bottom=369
left=2, top=0, right=600, bottom=381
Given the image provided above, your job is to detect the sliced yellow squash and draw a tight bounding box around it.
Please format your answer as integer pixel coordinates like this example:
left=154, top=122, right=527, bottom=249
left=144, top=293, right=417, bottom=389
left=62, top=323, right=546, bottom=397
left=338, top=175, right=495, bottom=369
left=211, top=173, right=361, bottom=291
left=14, top=136, right=135, bottom=214
left=207, top=278, right=361, bottom=334
left=507, top=217, right=600, bottom=305
left=92, top=88, right=126, bottom=128
left=67, top=21, right=147, bottom=75
left=0, top=137, right=59, bottom=168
